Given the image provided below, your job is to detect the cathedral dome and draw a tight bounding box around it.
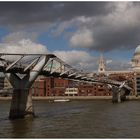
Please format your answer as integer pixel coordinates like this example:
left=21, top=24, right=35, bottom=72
left=132, top=45, right=140, bottom=71
left=134, top=45, right=140, bottom=55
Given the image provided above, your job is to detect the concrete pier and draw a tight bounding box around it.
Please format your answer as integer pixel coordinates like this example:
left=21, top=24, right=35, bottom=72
left=5, top=56, right=49, bottom=119
left=9, top=89, right=34, bottom=119
left=112, top=86, right=121, bottom=103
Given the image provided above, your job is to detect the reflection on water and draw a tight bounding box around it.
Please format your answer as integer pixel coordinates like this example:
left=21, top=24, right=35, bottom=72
left=10, top=118, right=34, bottom=138
left=0, top=100, right=140, bottom=138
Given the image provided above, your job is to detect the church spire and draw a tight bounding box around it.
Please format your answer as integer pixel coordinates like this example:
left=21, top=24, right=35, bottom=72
left=98, top=54, right=105, bottom=73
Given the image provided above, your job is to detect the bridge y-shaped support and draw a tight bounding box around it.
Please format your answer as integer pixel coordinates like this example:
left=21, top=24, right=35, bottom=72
left=112, top=86, right=121, bottom=103
left=5, top=56, right=49, bottom=119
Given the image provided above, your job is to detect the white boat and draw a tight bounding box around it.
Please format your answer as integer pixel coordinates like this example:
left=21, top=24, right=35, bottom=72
left=53, top=99, right=70, bottom=102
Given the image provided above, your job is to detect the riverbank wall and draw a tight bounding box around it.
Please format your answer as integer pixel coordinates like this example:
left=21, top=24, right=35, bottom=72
left=0, top=96, right=140, bottom=100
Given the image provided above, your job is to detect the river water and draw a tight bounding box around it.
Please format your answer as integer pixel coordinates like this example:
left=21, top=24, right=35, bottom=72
left=0, top=100, right=140, bottom=138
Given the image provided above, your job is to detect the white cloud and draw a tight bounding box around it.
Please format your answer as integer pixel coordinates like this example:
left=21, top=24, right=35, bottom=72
left=106, top=59, right=132, bottom=71
left=2, top=31, right=38, bottom=43
left=70, top=28, right=94, bottom=48
left=106, top=59, right=112, bottom=64
left=0, top=39, right=48, bottom=54
left=51, top=20, right=74, bottom=37
left=53, top=50, right=97, bottom=71
left=53, top=50, right=131, bottom=71
left=0, top=31, right=48, bottom=57
left=53, top=50, right=132, bottom=71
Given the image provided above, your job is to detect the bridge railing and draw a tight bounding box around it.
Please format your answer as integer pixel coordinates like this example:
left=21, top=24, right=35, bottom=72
left=0, top=53, right=132, bottom=91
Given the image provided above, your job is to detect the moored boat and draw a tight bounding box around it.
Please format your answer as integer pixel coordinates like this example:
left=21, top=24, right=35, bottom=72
left=53, top=99, right=70, bottom=102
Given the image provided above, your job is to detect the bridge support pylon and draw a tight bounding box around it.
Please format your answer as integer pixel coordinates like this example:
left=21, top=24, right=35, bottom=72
left=5, top=56, right=49, bottom=119
left=112, top=86, right=121, bottom=103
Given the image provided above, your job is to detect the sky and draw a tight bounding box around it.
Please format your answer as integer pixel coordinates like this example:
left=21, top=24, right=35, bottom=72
left=0, top=1, right=139, bottom=72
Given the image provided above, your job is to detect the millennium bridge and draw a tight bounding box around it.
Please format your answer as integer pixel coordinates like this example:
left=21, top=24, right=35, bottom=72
left=0, top=53, right=131, bottom=119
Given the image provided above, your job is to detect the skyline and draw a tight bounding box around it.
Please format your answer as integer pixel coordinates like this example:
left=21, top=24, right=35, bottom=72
left=0, top=1, right=138, bottom=71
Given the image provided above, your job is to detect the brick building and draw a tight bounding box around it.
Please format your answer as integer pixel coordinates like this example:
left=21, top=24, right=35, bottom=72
left=29, top=75, right=112, bottom=96
left=78, top=82, right=111, bottom=96
left=30, top=77, right=73, bottom=96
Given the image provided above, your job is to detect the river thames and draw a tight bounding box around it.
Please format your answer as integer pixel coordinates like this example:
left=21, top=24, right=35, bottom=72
left=0, top=100, right=140, bottom=138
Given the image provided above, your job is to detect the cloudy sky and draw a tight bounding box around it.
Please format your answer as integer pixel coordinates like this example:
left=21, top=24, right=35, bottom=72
left=0, top=1, right=138, bottom=71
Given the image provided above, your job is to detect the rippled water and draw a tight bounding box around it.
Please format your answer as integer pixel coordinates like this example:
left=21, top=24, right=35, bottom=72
left=0, top=100, right=140, bottom=138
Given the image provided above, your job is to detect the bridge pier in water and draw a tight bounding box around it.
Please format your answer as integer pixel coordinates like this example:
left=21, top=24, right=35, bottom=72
left=112, top=86, right=127, bottom=103
left=112, top=86, right=122, bottom=103
left=9, top=88, right=34, bottom=119
left=5, top=56, right=49, bottom=119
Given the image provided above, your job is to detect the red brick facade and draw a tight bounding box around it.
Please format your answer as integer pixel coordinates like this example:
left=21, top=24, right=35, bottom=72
left=29, top=72, right=135, bottom=96
left=78, top=83, right=111, bottom=96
